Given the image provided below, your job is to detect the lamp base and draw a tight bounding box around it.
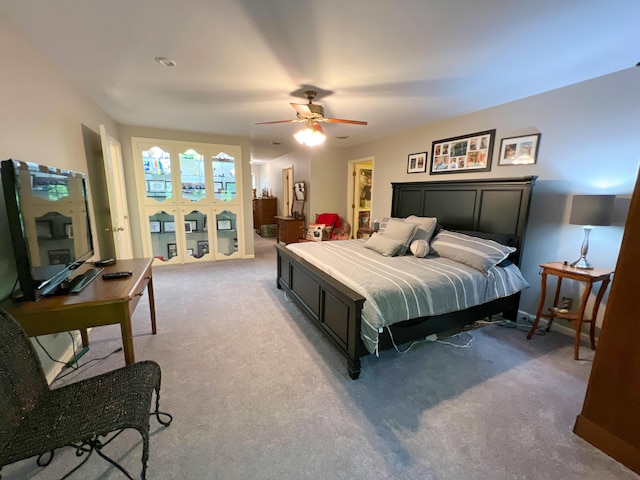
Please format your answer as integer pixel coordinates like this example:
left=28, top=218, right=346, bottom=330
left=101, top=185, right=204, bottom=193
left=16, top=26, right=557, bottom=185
left=570, top=256, right=594, bottom=269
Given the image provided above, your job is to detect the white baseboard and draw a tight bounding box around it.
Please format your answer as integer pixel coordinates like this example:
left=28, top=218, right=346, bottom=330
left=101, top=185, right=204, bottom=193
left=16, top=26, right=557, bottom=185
left=517, top=310, right=598, bottom=343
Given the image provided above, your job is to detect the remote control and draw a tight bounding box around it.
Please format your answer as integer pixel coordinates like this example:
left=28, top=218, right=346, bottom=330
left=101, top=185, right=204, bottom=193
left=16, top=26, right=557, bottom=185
left=102, top=271, right=132, bottom=280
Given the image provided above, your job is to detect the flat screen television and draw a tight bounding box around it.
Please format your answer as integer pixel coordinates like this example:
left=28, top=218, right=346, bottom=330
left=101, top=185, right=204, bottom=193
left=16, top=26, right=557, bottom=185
left=1, top=158, right=99, bottom=301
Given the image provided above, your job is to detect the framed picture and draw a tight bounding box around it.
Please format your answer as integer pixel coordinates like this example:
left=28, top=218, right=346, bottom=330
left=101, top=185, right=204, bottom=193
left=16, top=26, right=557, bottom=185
left=64, top=223, right=74, bottom=239
left=214, top=181, right=224, bottom=193
left=163, top=221, right=176, bottom=233
left=217, top=219, right=232, bottom=231
left=498, top=133, right=541, bottom=166
left=186, top=248, right=195, bottom=256
left=35, top=220, right=53, bottom=239
left=225, top=182, right=236, bottom=194
left=167, top=243, right=178, bottom=259
left=430, top=129, right=495, bottom=174
left=407, top=152, right=428, bottom=173
left=148, top=180, right=165, bottom=193
left=184, top=220, right=197, bottom=233
left=48, top=249, right=71, bottom=265
left=197, top=240, right=209, bottom=257
left=149, top=220, right=161, bottom=233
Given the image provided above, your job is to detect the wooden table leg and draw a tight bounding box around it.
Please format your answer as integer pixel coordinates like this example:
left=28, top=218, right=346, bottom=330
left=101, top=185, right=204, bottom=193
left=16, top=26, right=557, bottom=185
left=589, top=277, right=611, bottom=350
left=146, top=272, right=157, bottom=335
left=528, top=272, right=548, bottom=339
left=120, top=312, right=135, bottom=365
left=546, top=277, right=563, bottom=332
left=80, top=328, right=89, bottom=348
left=574, top=281, right=594, bottom=360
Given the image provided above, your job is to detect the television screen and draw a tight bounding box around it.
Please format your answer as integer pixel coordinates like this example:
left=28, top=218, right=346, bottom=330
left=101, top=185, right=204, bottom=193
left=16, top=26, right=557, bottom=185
left=1, top=159, right=96, bottom=301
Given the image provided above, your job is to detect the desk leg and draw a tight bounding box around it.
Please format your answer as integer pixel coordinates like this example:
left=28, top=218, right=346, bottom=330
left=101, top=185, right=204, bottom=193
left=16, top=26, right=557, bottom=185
left=147, top=272, right=157, bottom=335
left=589, top=278, right=611, bottom=351
left=528, top=272, right=548, bottom=339
left=120, top=312, right=135, bottom=365
left=574, top=281, right=594, bottom=360
left=80, top=328, right=89, bottom=348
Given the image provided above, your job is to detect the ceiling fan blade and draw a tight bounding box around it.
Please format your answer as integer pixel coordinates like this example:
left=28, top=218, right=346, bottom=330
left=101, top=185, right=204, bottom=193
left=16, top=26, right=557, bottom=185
left=324, top=117, right=368, bottom=125
left=290, top=103, right=313, bottom=116
left=255, top=119, right=301, bottom=125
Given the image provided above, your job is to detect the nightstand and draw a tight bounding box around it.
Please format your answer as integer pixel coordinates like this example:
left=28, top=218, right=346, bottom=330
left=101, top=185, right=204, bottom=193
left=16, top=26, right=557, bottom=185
left=527, top=261, right=613, bottom=360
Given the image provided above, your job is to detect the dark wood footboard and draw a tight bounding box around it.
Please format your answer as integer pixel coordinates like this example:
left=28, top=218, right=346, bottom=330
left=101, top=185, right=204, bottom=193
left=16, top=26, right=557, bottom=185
left=276, top=242, right=367, bottom=379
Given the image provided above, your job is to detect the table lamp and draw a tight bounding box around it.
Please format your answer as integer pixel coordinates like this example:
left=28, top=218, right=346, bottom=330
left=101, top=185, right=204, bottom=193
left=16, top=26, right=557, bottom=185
left=569, top=194, right=615, bottom=269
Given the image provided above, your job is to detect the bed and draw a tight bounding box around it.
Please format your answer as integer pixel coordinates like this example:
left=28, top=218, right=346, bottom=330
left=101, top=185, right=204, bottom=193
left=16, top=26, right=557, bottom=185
left=275, top=176, right=537, bottom=379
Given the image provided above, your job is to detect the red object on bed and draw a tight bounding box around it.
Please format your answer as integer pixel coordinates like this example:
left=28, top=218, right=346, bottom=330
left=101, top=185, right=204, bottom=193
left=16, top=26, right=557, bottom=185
left=315, top=213, right=341, bottom=238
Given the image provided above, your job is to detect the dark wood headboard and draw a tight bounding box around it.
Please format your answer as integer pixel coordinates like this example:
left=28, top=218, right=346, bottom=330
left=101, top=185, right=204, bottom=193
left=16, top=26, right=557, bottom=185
left=391, top=176, right=537, bottom=264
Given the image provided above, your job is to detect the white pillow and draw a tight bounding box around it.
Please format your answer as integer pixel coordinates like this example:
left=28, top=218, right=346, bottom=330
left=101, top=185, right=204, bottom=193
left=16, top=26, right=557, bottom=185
left=404, top=215, right=437, bottom=256
left=379, top=218, right=417, bottom=255
left=409, top=239, right=430, bottom=258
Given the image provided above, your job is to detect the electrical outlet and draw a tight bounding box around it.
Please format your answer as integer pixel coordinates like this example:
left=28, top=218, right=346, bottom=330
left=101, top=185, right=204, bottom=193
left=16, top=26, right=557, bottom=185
left=561, top=296, right=573, bottom=310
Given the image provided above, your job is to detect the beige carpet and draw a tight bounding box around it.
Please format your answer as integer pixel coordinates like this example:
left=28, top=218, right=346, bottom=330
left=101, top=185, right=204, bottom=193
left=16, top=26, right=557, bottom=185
left=2, top=234, right=637, bottom=479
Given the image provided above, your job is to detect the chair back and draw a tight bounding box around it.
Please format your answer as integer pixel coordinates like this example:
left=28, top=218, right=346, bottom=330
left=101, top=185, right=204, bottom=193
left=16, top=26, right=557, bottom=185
left=0, top=308, right=49, bottom=449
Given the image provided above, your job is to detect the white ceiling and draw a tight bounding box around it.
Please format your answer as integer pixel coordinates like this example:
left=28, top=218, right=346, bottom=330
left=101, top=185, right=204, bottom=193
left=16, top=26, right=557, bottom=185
left=2, top=0, right=638, bottom=161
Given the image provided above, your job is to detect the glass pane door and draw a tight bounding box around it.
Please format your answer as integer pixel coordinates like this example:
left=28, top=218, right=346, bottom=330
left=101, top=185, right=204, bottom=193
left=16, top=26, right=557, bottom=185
left=142, top=146, right=172, bottom=202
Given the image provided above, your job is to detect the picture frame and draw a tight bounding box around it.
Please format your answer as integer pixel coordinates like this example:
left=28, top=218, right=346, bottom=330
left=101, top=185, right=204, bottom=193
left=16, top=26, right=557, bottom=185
left=186, top=248, right=195, bottom=256
left=184, top=220, right=197, bottom=233
left=148, top=180, right=166, bottom=193
left=217, top=219, right=232, bottom=231
left=149, top=220, right=161, bottom=233
left=430, top=129, right=496, bottom=175
left=64, top=223, right=74, bottom=239
left=225, top=181, right=236, bottom=194
left=35, top=220, right=53, bottom=239
left=167, top=243, right=178, bottom=259
left=197, top=240, right=209, bottom=257
left=48, top=248, right=71, bottom=265
left=407, top=152, right=428, bottom=173
left=163, top=221, right=176, bottom=233
left=214, top=181, right=224, bottom=193
left=498, top=133, right=541, bottom=166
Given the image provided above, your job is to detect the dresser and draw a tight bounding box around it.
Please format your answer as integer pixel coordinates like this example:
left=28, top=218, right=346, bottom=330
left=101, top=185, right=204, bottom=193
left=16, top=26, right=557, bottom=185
left=275, top=216, right=304, bottom=244
left=253, top=197, right=277, bottom=234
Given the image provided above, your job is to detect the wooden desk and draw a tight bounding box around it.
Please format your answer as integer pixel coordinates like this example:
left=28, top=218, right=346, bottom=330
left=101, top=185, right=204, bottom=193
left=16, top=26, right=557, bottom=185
left=2, top=258, right=156, bottom=365
left=527, top=261, right=613, bottom=360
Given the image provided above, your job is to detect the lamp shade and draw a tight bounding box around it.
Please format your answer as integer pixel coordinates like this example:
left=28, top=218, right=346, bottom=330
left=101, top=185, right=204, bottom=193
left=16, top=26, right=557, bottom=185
left=569, top=195, right=615, bottom=226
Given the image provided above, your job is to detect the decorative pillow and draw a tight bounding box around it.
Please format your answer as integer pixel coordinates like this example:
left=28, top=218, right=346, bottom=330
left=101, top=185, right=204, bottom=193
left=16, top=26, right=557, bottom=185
left=430, top=230, right=516, bottom=274
left=405, top=215, right=437, bottom=256
left=364, top=232, right=406, bottom=257
left=379, top=218, right=417, bottom=255
left=409, top=239, right=430, bottom=258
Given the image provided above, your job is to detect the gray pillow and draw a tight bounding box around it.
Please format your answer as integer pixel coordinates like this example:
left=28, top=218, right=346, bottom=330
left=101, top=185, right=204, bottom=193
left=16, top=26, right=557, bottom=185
left=364, top=232, right=406, bottom=257
left=379, top=218, right=417, bottom=255
left=430, top=230, right=516, bottom=273
left=405, top=215, right=437, bottom=256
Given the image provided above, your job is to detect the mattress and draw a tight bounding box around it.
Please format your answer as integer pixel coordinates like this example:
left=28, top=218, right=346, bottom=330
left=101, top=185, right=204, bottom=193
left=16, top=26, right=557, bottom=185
left=287, top=239, right=529, bottom=354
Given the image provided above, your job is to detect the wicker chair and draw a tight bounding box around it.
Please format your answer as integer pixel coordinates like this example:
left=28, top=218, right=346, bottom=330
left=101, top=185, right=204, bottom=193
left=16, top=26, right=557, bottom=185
left=0, top=308, right=172, bottom=479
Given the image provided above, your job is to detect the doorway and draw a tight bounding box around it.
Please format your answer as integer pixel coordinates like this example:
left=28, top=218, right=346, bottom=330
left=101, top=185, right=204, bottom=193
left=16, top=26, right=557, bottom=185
left=347, top=157, right=374, bottom=238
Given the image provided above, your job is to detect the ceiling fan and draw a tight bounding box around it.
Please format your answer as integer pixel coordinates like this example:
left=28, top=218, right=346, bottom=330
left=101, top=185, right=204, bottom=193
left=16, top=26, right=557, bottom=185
left=256, top=90, right=367, bottom=146
left=256, top=90, right=368, bottom=126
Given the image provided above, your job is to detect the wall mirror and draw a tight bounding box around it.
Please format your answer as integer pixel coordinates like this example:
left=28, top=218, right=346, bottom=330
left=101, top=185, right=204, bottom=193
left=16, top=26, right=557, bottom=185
left=294, top=182, right=306, bottom=201
left=291, top=182, right=305, bottom=219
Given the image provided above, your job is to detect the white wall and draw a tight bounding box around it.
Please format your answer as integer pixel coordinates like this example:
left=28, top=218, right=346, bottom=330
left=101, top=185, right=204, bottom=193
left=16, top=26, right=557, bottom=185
left=342, top=68, right=640, bottom=324
left=0, top=16, right=119, bottom=376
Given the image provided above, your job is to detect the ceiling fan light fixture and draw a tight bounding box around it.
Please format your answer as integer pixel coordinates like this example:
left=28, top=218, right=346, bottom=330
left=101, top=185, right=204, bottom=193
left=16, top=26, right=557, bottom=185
left=294, top=120, right=326, bottom=147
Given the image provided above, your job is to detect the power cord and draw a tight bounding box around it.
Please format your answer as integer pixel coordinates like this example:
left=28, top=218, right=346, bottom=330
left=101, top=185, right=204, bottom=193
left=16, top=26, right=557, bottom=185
left=52, top=347, right=123, bottom=384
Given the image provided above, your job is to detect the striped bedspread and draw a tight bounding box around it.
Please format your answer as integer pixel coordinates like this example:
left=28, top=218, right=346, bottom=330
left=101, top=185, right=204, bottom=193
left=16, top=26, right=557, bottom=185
left=287, top=239, right=529, bottom=354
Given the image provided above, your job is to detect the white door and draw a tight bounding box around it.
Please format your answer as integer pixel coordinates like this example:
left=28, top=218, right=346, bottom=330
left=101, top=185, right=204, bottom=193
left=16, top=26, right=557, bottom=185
left=282, top=166, right=293, bottom=216
left=99, top=125, right=134, bottom=259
